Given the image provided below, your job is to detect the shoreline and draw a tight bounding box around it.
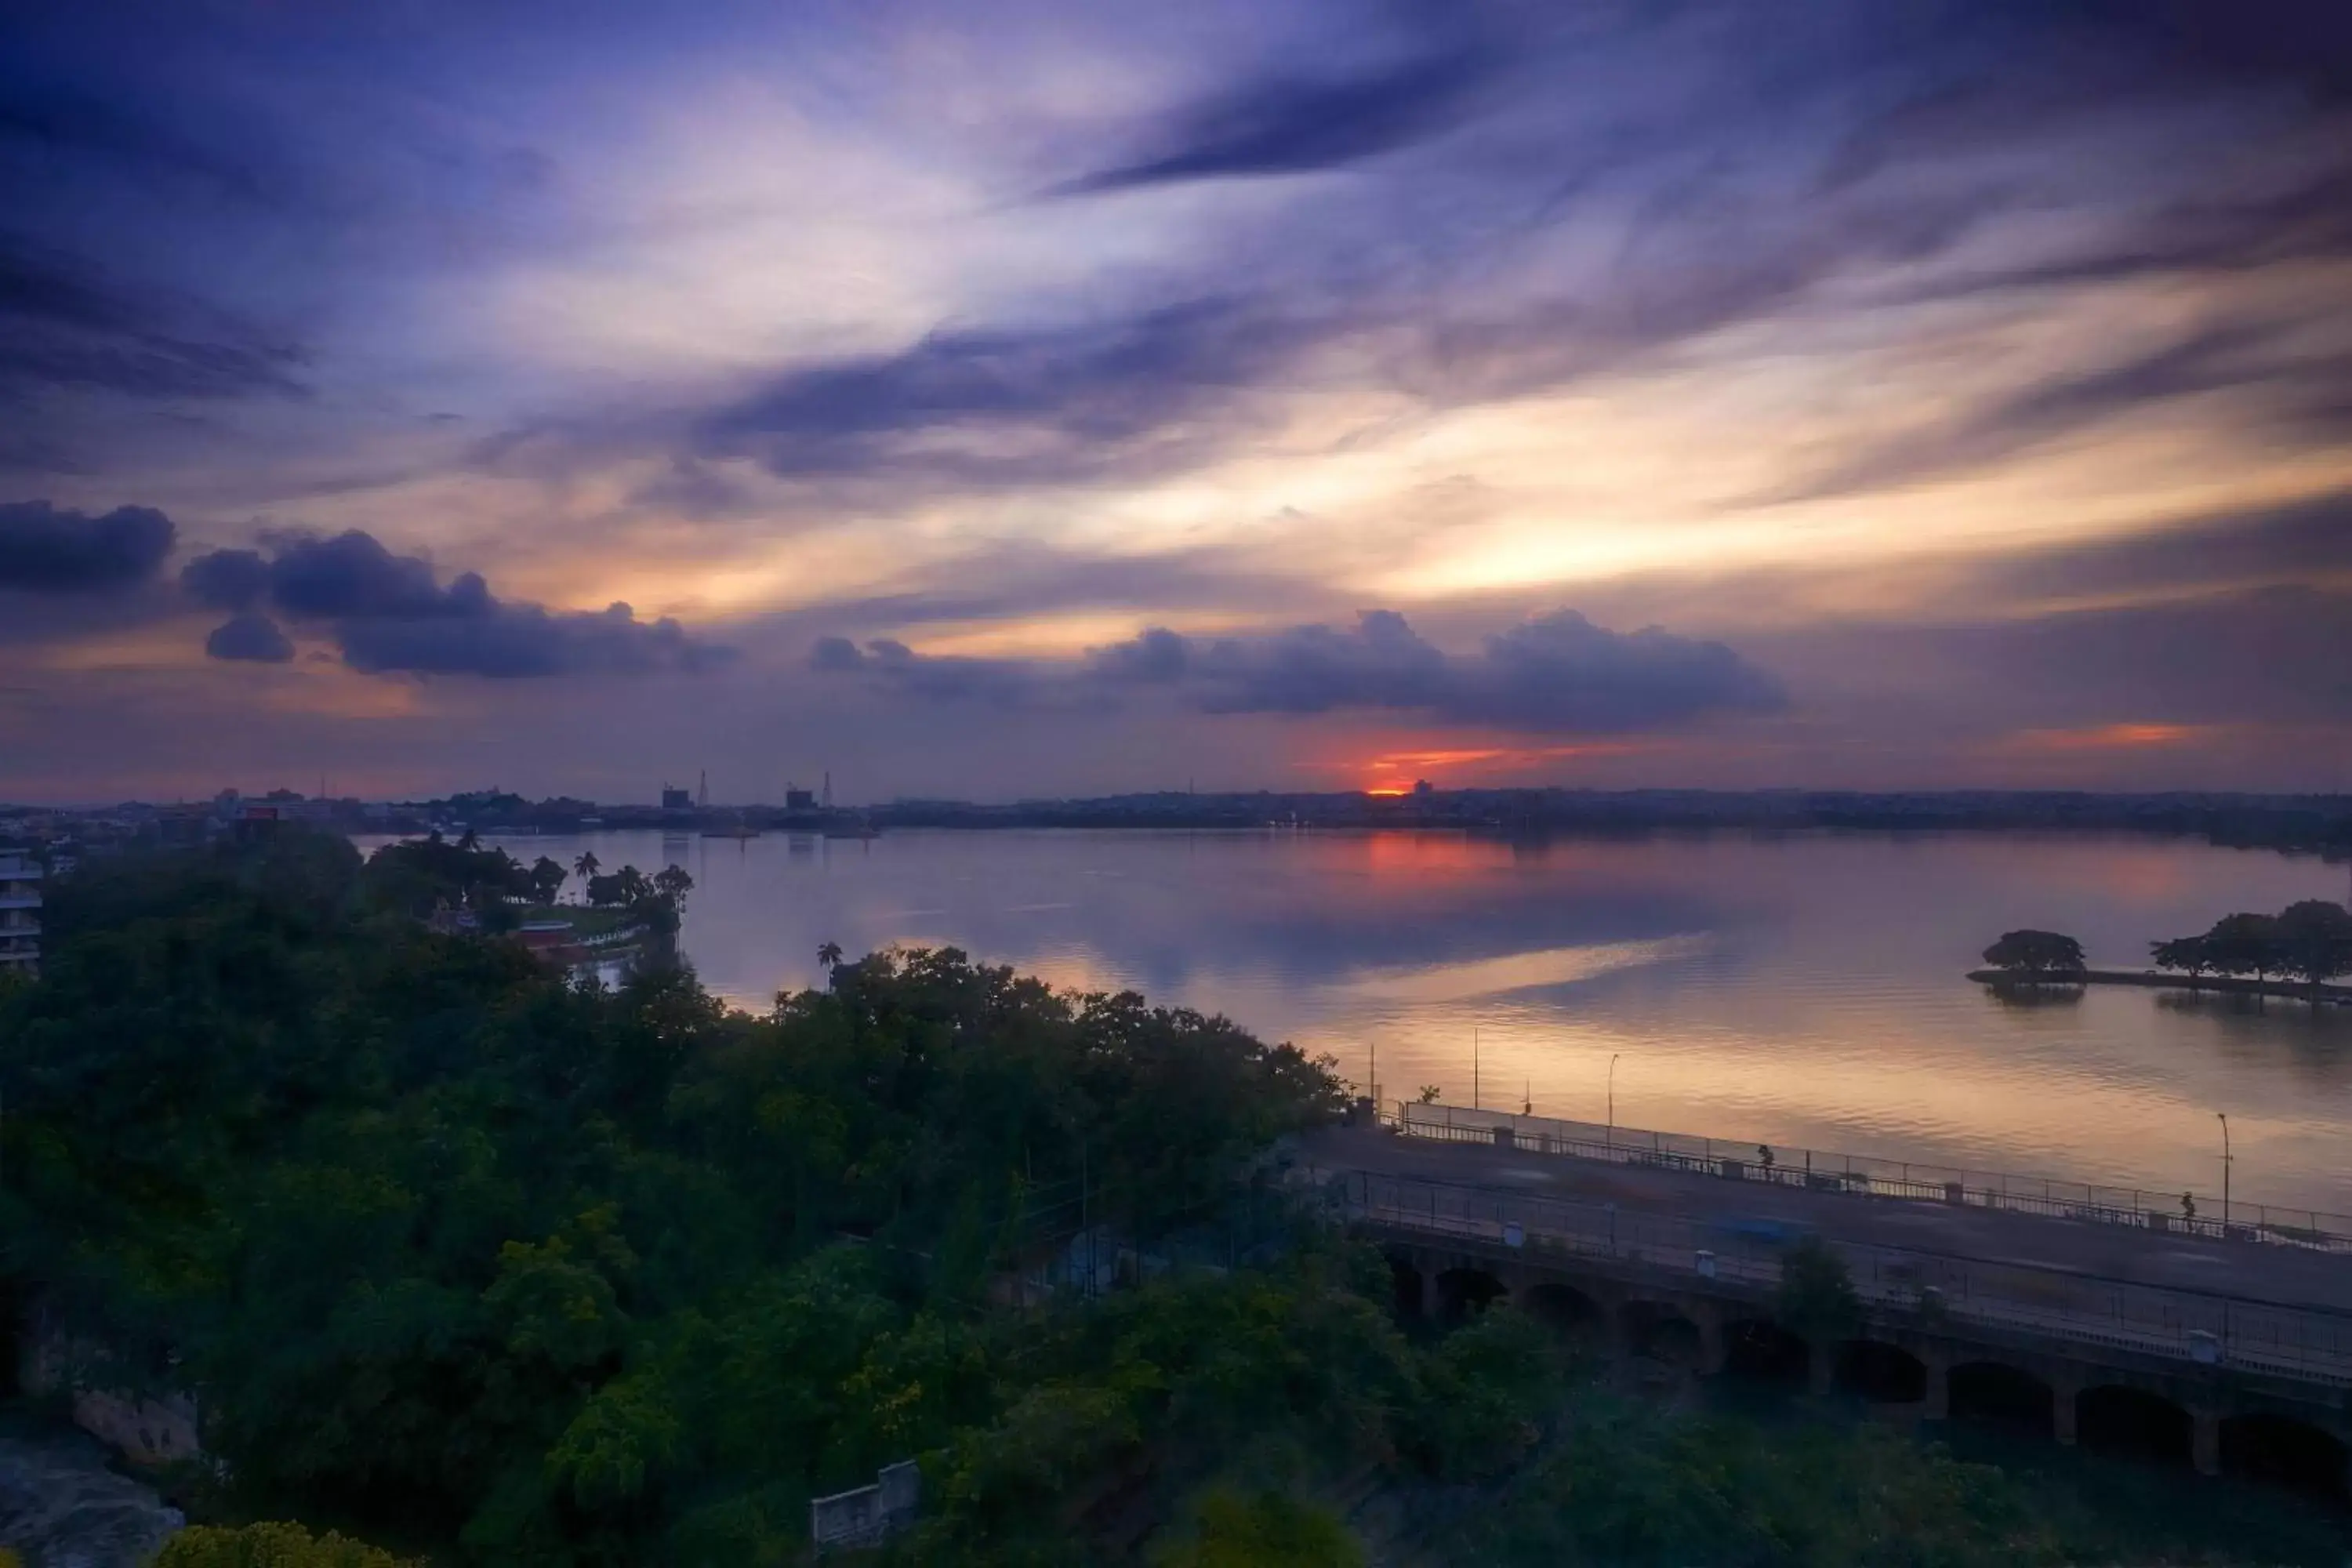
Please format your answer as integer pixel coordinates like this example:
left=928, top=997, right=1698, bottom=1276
left=1968, top=967, right=2352, bottom=1006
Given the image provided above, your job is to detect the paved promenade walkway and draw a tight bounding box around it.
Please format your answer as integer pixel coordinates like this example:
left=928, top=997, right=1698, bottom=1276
left=1297, top=1124, right=2352, bottom=1316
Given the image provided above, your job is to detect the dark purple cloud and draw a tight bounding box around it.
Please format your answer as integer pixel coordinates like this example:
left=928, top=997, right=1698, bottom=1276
left=178, top=545, right=270, bottom=611
left=1059, top=30, right=1509, bottom=194
left=808, top=636, right=1040, bottom=708
left=1114, top=609, right=1786, bottom=732
left=0, top=67, right=280, bottom=205
left=2033, top=0, right=2352, bottom=99
left=818, top=608, right=1784, bottom=735
left=0, top=499, right=173, bottom=593
left=1768, top=321, right=2352, bottom=503
left=0, top=238, right=307, bottom=405
left=183, top=530, right=728, bottom=680
left=698, top=298, right=1324, bottom=483
left=1981, top=489, right=2352, bottom=602
left=203, top=612, right=293, bottom=663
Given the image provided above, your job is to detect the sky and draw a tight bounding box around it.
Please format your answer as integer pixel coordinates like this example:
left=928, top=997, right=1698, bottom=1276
left=3, top=0, right=2349, bottom=804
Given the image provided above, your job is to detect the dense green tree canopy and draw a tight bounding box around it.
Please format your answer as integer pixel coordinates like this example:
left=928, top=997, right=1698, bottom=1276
left=0, top=830, right=1343, bottom=1562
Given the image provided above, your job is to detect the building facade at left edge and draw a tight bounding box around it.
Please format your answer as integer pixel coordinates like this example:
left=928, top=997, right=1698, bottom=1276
left=0, top=851, right=41, bottom=977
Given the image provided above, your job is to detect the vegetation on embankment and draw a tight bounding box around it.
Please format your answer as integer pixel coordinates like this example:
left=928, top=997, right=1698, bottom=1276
left=1, top=829, right=2343, bottom=1565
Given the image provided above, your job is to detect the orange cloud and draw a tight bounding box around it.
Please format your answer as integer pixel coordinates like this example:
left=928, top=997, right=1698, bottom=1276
left=1998, top=723, right=2207, bottom=753
left=1336, top=739, right=1665, bottom=791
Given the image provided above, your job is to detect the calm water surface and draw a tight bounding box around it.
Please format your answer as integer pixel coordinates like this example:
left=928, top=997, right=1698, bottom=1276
left=449, top=829, right=2352, bottom=1215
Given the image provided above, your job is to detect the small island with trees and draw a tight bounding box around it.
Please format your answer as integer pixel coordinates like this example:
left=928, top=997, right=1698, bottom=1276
left=1972, top=901, right=2352, bottom=1005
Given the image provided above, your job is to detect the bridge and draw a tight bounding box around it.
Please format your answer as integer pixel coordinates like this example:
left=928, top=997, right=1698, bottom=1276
left=1292, top=1106, right=2352, bottom=1501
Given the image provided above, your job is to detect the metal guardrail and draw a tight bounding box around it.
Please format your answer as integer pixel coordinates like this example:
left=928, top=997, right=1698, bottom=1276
left=1389, top=1102, right=2352, bottom=1254
left=810, top=1460, right=920, bottom=1552
left=1306, top=1164, right=2352, bottom=1389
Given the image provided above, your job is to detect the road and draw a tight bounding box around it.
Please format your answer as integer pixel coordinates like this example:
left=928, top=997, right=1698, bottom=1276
left=1296, top=1124, right=2352, bottom=1316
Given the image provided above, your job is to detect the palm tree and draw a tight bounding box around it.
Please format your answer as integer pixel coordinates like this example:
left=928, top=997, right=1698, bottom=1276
left=817, top=941, right=844, bottom=969
left=456, top=827, right=481, bottom=852
left=573, top=850, right=601, bottom=883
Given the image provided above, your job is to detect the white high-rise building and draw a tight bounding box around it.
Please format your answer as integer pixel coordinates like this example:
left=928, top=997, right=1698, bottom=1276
left=0, top=853, right=41, bottom=977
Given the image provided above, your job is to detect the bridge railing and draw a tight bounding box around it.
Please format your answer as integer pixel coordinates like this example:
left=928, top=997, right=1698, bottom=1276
left=1305, top=1164, right=2352, bottom=1389
left=1386, top=1102, right=2352, bottom=1254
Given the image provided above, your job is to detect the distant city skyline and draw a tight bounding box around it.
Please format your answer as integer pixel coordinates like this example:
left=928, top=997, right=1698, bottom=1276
left=4, top=2, right=2349, bottom=800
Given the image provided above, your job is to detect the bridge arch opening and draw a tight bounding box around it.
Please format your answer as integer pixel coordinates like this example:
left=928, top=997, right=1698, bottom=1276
left=1523, top=1282, right=1602, bottom=1340
left=1621, top=1301, right=1702, bottom=1368
left=2078, top=1385, right=2192, bottom=1468
left=1721, top=1317, right=1809, bottom=1387
left=1436, top=1266, right=1508, bottom=1324
left=1947, top=1362, right=2053, bottom=1436
left=1387, top=1255, right=1428, bottom=1322
left=1835, top=1339, right=1926, bottom=1404
left=2220, top=1413, right=2348, bottom=1504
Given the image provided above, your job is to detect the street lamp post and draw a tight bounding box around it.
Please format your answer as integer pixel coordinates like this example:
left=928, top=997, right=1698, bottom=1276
left=1606, top=1053, right=1620, bottom=1150
left=2217, top=1112, right=2232, bottom=1234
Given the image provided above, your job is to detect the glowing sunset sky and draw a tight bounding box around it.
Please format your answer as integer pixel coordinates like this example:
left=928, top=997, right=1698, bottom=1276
left=4, top=0, right=2348, bottom=801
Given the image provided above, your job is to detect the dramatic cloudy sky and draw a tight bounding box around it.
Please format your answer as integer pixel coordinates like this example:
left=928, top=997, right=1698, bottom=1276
left=4, top=0, right=2350, bottom=803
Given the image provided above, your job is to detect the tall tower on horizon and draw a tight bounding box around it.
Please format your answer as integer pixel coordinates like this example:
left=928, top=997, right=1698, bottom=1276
left=699, top=769, right=708, bottom=808
left=822, top=771, right=832, bottom=808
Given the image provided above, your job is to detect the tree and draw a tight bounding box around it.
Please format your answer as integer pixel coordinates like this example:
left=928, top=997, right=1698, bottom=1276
left=1980, top=929, right=2085, bottom=978
left=2201, top=913, right=2285, bottom=982
left=817, top=941, right=844, bottom=969
left=1151, top=1488, right=1366, bottom=1568
left=652, top=865, right=695, bottom=909
left=456, top=827, right=481, bottom=852
left=156, top=1523, right=422, bottom=1567
left=1776, top=1236, right=1860, bottom=1342
left=2274, top=900, right=2352, bottom=989
left=528, top=855, right=568, bottom=906
left=573, top=850, right=601, bottom=885
left=2149, top=936, right=2212, bottom=976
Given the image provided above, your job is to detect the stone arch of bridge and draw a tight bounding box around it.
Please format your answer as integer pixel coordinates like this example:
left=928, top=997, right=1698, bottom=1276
left=2220, top=1412, right=2348, bottom=1503
left=1385, top=1252, right=1428, bottom=1321
left=1522, top=1280, right=1603, bottom=1339
left=1834, top=1338, right=1928, bottom=1404
left=1720, top=1316, right=1809, bottom=1387
left=1947, top=1360, right=2054, bottom=1436
left=1435, top=1265, right=1508, bottom=1324
left=2078, top=1383, right=2194, bottom=1468
left=1621, top=1299, right=1703, bottom=1368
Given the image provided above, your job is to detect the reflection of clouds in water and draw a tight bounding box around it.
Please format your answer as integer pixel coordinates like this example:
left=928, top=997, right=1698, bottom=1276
left=1341, top=935, right=1711, bottom=1004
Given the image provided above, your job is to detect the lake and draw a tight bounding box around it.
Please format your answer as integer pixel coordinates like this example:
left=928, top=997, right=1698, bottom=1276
left=436, top=827, right=2352, bottom=1217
